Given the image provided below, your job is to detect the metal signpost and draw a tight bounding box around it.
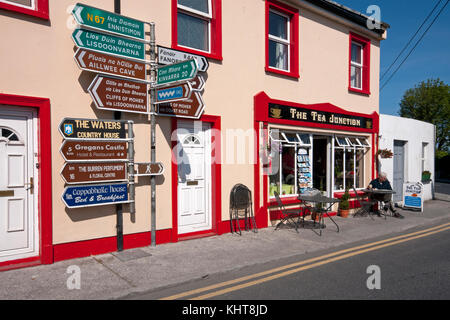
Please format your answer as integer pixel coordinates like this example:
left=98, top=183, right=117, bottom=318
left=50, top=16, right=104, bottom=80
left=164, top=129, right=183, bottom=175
left=157, top=45, right=209, bottom=72
left=72, top=28, right=146, bottom=61
left=72, top=3, right=146, bottom=41
left=89, top=75, right=149, bottom=114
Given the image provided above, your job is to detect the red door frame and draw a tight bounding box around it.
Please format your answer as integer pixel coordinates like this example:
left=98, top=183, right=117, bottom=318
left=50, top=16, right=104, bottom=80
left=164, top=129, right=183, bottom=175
left=253, top=91, right=379, bottom=223
left=171, top=114, right=222, bottom=242
left=0, top=93, right=53, bottom=271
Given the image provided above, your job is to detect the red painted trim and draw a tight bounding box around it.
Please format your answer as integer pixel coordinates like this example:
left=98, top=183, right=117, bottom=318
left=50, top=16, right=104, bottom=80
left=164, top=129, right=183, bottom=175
left=265, top=0, right=299, bottom=79
left=53, top=229, right=173, bottom=262
left=348, top=32, right=371, bottom=95
left=0, top=93, right=53, bottom=268
left=171, top=114, right=222, bottom=242
left=0, top=256, right=41, bottom=272
left=0, top=0, right=49, bottom=19
left=254, top=91, right=378, bottom=134
left=171, top=0, right=223, bottom=61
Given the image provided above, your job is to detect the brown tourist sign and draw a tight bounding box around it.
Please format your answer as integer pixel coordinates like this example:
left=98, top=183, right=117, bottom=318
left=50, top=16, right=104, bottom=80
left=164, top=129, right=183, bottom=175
left=156, top=91, right=205, bottom=119
left=89, top=75, right=149, bottom=114
left=61, top=161, right=127, bottom=184
left=134, top=162, right=164, bottom=177
left=60, top=140, right=128, bottom=162
left=74, top=48, right=147, bottom=82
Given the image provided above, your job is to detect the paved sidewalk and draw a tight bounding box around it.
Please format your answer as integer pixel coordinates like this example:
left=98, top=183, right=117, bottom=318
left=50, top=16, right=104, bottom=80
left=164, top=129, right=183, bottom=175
left=1, top=199, right=449, bottom=300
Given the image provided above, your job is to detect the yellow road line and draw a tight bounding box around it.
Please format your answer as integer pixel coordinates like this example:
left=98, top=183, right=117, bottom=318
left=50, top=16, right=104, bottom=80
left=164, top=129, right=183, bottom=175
left=159, top=222, right=450, bottom=300
left=191, top=226, right=450, bottom=300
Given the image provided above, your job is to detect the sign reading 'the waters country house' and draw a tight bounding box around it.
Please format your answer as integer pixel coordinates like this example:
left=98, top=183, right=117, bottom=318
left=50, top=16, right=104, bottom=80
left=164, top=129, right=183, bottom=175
left=59, top=118, right=126, bottom=139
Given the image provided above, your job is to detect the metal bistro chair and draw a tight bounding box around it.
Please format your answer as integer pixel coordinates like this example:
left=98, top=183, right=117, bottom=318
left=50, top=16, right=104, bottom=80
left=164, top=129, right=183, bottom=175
left=353, top=187, right=377, bottom=220
left=273, top=191, right=301, bottom=233
left=229, top=184, right=257, bottom=235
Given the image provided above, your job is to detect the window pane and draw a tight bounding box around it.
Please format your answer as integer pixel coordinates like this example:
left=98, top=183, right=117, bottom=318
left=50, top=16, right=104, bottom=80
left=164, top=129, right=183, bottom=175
left=351, top=43, right=362, bottom=64
left=351, top=65, right=362, bottom=89
left=282, top=132, right=298, bottom=143
left=1, top=0, right=33, bottom=8
left=355, top=149, right=364, bottom=188
left=336, top=137, right=349, bottom=147
left=348, top=137, right=360, bottom=146
left=177, top=12, right=209, bottom=51
left=345, top=148, right=355, bottom=189
left=334, top=148, right=344, bottom=191
left=269, top=40, right=288, bottom=70
left=298, top=134, right=311, bottom=145
left=281, top=146, right=296, bottom=195
left=178, top=0, right=209, bottom=14
left=269, top=11, right=288, bottom=40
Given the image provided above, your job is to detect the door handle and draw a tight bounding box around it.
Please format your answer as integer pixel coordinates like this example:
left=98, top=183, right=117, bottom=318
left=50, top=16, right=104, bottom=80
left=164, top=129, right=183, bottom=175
left=25, top=177, right=34, bottom=195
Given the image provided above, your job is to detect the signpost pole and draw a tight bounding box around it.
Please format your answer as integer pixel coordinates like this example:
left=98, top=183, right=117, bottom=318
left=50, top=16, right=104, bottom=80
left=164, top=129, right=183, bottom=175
left=150, top=22, right=157, bottom=247
left=115, top=0, right=123, bottom=252
left=128, top=121, right=136, bottom=215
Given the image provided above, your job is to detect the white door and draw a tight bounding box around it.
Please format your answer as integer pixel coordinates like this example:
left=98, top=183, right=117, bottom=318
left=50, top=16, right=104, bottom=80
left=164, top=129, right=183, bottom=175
left=0, top=107, right=38, bottom=262
left=176, top=120, right=212, bottom=234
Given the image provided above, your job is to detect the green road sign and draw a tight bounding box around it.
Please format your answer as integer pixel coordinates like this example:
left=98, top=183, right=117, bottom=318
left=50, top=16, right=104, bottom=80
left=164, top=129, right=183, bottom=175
left=72, top=3, right=146, bottom=41
left=157, top=59, right=198, bottom=86
left=72, top=29, right=146, bottom=61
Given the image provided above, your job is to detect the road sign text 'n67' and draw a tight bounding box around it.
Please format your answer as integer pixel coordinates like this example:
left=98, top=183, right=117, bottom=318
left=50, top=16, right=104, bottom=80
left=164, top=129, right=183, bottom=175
left=72, top=3, right=146, bottom=41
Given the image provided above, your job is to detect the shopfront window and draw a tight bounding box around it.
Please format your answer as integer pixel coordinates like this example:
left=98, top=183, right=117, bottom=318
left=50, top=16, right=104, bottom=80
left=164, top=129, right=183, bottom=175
left=334, top=136, right=369, bottom=191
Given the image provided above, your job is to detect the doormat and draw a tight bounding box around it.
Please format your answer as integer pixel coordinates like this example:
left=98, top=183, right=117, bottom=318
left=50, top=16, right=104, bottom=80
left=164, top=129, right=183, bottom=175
left=111, top=248, right=152, bottom=262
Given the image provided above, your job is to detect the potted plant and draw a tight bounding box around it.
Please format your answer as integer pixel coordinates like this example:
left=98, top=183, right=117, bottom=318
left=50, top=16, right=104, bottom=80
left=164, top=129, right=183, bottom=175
left=421, top=170, right=431, bottom=182
left=339, top=189, right=351, bottom=218
left=377, top=149, right=393, bottom=159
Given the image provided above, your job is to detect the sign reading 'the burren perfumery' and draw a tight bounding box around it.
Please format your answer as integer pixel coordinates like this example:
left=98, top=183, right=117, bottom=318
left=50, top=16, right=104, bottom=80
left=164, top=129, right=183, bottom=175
left=269, top=103, right=373, bottom=129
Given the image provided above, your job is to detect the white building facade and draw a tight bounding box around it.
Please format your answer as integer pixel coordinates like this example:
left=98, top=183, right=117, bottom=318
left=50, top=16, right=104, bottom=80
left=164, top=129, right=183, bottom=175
left=379, top=114, right=435, bottom=204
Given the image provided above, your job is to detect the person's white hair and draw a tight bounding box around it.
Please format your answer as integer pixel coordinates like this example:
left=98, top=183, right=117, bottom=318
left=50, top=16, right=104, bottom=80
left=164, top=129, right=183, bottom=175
left=379, top=172, right=387, bottom=178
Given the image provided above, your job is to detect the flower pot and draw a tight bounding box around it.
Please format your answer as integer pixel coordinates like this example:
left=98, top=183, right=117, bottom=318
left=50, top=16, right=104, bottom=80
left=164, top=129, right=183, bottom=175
left=339, top=209, right=350, bottom=218
left=421, top=172, right=431, bottom=182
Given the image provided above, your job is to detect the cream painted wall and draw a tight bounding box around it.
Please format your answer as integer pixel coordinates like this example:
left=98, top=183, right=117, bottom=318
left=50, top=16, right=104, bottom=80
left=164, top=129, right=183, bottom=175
left=0, top=0, right=383, bottom=244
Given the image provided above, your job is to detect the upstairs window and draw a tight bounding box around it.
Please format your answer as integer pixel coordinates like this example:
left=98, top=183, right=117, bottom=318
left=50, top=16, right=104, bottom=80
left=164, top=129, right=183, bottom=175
left=172, top=0, right=222, bottom=60
left=265, top=0, right=299, bottom=78
left=0, top=0, right=49, bottom=19
left=349, top=32, right=371, bottom=95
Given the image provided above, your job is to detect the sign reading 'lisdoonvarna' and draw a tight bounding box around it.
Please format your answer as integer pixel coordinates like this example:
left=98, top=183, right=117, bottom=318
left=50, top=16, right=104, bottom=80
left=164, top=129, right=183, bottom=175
left=59, top=118, right=127, bottom=139
left=268, top=103, right=373, bottom=129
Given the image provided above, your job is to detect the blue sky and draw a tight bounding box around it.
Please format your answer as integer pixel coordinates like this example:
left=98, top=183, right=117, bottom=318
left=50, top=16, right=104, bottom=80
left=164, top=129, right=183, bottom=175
left=337, top=0, right=450, bottom=115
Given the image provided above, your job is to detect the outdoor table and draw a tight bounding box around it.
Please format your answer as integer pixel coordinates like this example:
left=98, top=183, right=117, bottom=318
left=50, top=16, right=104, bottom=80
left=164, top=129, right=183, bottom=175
left=361, top=189, right=396, bottom=218
left=297, top=194, right=340, bottom=236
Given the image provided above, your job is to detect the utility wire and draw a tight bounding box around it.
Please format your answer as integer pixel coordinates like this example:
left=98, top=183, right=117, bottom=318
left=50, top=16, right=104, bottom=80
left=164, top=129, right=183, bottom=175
left=380, top=0, right=442, bottom=81
left=380, top=0, right=449, bottom=92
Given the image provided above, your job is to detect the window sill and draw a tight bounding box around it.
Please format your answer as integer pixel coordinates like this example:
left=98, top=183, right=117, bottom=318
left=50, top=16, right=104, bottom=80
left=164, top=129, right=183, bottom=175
left=265, top=66, right=299, bottom=79
left=172, top=44, right=222, bottom=61
left=348, top=87, right=371, bottom=96
left=0, top=3, right=49, bottom=20
left=268, top=196, right=300, bottom=207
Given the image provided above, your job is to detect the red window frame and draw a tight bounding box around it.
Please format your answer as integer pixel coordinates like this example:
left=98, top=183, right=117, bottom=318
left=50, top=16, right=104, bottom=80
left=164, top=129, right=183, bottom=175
left=0, top=0, right=48, bottom=19
left=265, top=0, right=299, bottom=79
left=171, top=0, right=223, bottom=61
left=348, top=32, right=371, bottom=95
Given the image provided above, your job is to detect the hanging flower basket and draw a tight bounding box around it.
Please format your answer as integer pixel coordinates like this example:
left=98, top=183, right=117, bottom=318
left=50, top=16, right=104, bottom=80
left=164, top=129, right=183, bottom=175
left=377, top=149, right=393, bottom=159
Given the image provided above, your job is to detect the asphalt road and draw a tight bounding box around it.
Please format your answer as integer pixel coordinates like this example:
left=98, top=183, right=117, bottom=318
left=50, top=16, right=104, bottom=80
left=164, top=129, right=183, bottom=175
left=125, top=222, right=450, bottom=300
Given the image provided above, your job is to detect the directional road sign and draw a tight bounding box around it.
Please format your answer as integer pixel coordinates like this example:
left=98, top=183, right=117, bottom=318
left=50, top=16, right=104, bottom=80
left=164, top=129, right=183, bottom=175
left=157, top=91, right=205, bottom=119
left=59, top=118, right=127, bottom=140
left=74, top=49, right=147, bottom=81
left=157, top=59, right=198, bottom=86
left=61, top=161, right=127, bottom=184
left=189, top=75, right=205, bottom=91
left=89, top=75, right=149, bottom=114
left=155, top=82, right=192, bottom=104
left=157, top=46, right=209, bottom=72
left=72, top=3, right=146, bottom=41
left=62, top=183, right=129, bottom=208
left=60, top=140, right=128, bottom=162
left=72, top=29, right=146, bottom=61
left=134, top=162, right=164, bottom=177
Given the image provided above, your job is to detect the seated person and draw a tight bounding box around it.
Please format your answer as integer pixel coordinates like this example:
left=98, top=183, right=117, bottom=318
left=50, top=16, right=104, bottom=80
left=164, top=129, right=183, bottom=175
left=368, top=172, right=404, bottom=219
